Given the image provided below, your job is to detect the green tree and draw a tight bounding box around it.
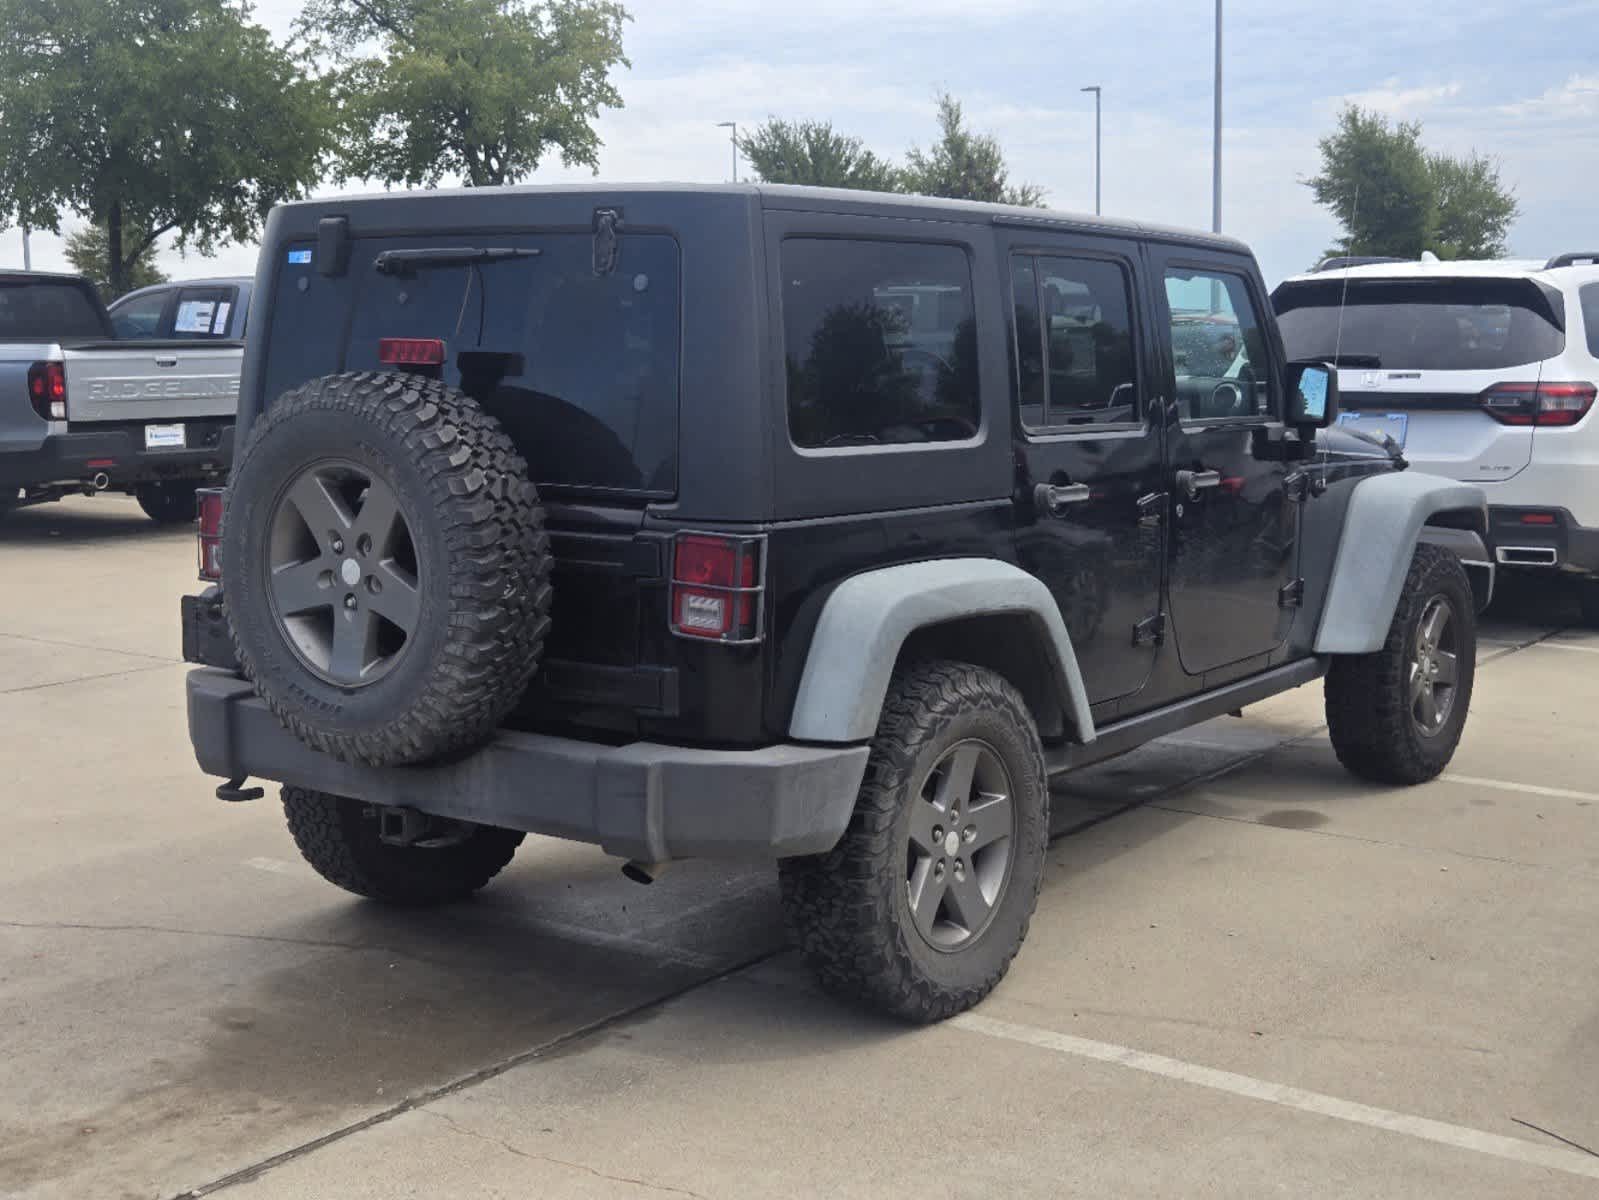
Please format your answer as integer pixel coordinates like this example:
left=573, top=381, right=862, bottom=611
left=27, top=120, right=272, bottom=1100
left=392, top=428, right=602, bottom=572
left=0, top=0, right=329, bottom=298
left=902, top=92, right=1044, bottom=207
left=1428, top=151, right=1518, bottom=259
left=1308, top=105, right=1518, bottom=260
left=738, top=119, right=901, bottom=191
left=65, top=222, right=167, bottom=300
left=298, top=0, right=629, bottom=188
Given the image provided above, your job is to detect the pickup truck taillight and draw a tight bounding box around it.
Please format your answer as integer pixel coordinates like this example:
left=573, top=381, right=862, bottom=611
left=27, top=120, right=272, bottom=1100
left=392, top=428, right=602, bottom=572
left=668, top=533, right=765, bottom=643
left=27, top=361, right=66, bottom=421
left=197, top=488, right=225, bottom=581
left=1480, top=381, right=1597, bottom=427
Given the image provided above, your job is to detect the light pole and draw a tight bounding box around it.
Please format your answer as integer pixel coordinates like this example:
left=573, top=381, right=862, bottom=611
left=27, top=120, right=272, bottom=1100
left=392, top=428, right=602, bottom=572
left=716, top=121, right=739, bottom=183
left=1212, top=0, right=1223, bottom=233
left=1080, top=85, right=1101, bottom=216
left=21, top=226, right=31, bottom=271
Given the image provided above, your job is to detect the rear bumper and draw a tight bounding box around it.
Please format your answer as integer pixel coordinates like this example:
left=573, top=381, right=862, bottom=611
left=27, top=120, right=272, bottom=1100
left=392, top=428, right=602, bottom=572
left=0, top=421, right=232, bottom=491
left=1489, top=506, right=1599, bottom=577
left=185, top=668, right=870, bottom=863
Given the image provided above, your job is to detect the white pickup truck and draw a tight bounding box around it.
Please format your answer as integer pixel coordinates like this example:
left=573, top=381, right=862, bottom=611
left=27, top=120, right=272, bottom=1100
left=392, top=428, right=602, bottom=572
left=0, top=272, right=249, bottom=523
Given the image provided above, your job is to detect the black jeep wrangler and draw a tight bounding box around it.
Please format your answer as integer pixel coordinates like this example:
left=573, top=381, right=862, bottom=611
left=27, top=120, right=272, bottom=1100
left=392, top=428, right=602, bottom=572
left=183, top=184, right=1493, bottom=1021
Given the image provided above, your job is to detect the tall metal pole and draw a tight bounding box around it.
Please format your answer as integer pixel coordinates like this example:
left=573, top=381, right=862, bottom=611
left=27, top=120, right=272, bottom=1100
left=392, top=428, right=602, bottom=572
left=1212, top=0, right=1223, bottom=233
left=1081, top=86, right=1102, bottom=216
left=21, top=226, right=31, bottom=271
left=716, top=121, right=739, bottom=183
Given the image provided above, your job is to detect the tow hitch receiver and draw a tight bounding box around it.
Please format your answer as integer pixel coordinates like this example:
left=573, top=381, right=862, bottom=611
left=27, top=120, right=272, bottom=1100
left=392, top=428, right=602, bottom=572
left=216, top=777, right=264, bottom=803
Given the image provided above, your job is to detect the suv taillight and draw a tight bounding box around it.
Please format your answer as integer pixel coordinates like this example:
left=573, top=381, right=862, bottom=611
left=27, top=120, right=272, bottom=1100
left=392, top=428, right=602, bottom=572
left=27, top=361, right=66, bottom=421
left=669, top=533, right=765, bottom=643
left=197, top=488, right=225, bottom=581
left=1480, top=381, right=1596, bottom=427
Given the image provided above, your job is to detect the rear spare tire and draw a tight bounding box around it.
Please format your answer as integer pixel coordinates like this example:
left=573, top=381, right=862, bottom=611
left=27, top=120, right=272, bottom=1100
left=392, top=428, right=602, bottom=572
left=135, top=479, right=199, bottom=525
left=221, top=372, right=551, bottom=766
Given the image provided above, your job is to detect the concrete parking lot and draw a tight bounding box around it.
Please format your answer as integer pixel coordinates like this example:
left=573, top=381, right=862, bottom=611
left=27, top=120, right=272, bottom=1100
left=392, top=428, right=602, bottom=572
left=4, top=495, right=1598, bottom=1199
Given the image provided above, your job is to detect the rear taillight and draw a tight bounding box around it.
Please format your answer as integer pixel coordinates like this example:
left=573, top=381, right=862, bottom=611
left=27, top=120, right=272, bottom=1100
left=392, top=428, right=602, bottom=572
left=27, top=361, right=66, bottom=421
left=1480, top=381, right=1596, bottom=427
left=669, top=533, right=765, bottom=643
left=378, top=337, right=446, bottom=366
left=197, top=488, right=225, bottom=582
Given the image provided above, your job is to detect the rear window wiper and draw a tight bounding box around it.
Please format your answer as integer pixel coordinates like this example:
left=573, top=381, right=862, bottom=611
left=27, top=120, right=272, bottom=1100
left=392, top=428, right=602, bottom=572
left=1326, top=353, right=1382, bottom=367
left=374, top=247, right=541, bottom=276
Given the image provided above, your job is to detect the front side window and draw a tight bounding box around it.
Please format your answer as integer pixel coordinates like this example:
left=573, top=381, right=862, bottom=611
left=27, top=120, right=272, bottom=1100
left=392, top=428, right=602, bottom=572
left=1011, top=254, right=1138, bottom=428
left=782, top=238, right=979, bottom=449
left=108, top=289, right=167, bottom=339
left=1164, top=269, right=1273, bottom=421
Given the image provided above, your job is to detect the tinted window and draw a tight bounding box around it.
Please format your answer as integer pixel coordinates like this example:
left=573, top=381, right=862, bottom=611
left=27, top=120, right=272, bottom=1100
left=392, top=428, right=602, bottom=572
left=1012, top=254, right=1137, bottom=428
left=1274, top=278, right=1564, bottom=370
left=1581, top=284, right=1599, bottom=358
left=110, top=290, right=167, bottom=338
left=0, top=280, right=107, bottom=340
left=172, top=286, right=237, bottom=338
left=781, top=239, right=979, bottom=448
left=1164, top=269, right=1273, bottom=421
left=343, top=232, right=680, bottom=495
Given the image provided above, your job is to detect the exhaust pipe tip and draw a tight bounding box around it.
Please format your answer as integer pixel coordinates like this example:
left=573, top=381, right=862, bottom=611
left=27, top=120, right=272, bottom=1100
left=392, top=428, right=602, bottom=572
left=90, top=472, right=110, bottom=491
left=621, top=859, right=670, bottom=886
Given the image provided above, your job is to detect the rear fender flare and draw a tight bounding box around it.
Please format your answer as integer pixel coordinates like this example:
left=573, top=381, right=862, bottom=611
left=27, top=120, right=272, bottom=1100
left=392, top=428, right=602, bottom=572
left=787, top=558, right=1095, bottom=745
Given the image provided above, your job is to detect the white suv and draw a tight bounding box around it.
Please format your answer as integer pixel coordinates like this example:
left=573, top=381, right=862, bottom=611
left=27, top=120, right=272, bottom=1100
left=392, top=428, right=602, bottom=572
left=1274, top=254, right=1599, bottom=625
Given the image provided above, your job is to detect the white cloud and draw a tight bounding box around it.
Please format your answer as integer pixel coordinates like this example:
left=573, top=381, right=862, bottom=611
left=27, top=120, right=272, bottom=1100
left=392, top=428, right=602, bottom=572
left=1499, top=72, right=1599, bottom=119
left=1339, top=78, right=1463, bottom=118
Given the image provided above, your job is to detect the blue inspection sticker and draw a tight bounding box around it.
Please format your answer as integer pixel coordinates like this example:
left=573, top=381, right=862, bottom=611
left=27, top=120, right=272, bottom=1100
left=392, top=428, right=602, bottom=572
left=286, top=249, right=313, bottom=265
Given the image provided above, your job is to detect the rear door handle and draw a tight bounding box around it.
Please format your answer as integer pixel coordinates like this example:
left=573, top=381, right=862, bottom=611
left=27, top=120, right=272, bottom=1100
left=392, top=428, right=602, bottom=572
left=1034, top=482, right=1091, bottom=517
left=1174, top=469, right=1221, bottom=500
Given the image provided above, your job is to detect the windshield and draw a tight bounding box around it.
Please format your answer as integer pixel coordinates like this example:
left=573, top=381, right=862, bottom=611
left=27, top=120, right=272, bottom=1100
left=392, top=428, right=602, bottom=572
left=0, top=279, right=108, bottom=340
left=1273, top=278, right=1563, bottom=371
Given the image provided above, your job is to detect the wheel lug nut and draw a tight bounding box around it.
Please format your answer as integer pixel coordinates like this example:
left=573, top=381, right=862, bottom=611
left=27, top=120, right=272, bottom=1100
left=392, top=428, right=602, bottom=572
left=933, top=826, right=944, bottom=842
left=332, top=538, right=344, bottom=554
left=344, top=594, right=356, bottom=610
left=963, top=826, right=975, bottom=842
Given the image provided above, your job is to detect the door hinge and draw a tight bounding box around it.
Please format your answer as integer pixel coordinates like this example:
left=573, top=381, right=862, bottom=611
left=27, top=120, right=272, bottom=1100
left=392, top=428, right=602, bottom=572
left=1132, top=613, right=1166, bottom=647
left=1285, top=471, right=1328, bottom=501
left=1278, top=578, right=1305, bottom=608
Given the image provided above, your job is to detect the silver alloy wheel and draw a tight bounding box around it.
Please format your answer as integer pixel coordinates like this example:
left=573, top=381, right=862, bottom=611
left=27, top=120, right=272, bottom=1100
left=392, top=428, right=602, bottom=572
left=265, top=460, right=421, bottom=687
left=906, top=739, right=1016, bottom=951
left=1409, top=593, right=1459, bottom=737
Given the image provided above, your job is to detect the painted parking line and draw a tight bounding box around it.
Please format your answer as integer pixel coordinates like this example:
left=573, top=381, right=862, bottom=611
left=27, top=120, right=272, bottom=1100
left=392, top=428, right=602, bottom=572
left=1526, top=641, right=1599, bottom=656
left=1441, top=775, right=1599, bottom=804
left=953, top=1013, right=1599, bottom=1182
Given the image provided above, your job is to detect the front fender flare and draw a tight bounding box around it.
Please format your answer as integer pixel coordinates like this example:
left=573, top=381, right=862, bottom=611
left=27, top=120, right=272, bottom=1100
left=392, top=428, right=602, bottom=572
left=1314, top=472, right=1489, bottom=655
left=788, top=558, right=1095, bottom=745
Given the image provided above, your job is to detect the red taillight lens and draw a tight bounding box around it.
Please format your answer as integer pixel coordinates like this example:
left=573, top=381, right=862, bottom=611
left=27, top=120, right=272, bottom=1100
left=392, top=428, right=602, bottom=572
left=1480, top=381, right=1596, bottom=427
left=27, top=361, right=66, bottom=421
left=669, top=534, right=763, bottom=642
left=378, top=337, right=446, bottom=366
left=196, top=488, right=225, bottom=581
left=1520, top=512, right=1558, bottom=525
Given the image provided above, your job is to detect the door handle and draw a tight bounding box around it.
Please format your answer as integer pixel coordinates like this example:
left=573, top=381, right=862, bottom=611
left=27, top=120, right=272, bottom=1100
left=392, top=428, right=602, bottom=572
left=1033, top=482, right=1091, bottom=517
left=1174, top=469, right=1222, bottom=500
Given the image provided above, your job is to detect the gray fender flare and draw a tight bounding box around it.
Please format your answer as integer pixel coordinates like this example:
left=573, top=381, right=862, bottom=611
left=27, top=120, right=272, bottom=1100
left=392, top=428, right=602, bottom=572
left=1314, top=471, right=1490, bottom=656
left=787, top=558, right=1095, bottom=745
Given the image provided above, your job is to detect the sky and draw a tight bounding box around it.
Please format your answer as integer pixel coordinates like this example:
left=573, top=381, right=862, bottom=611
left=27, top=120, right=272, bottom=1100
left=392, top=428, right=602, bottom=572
left=5, top=0, right=1598, bottom=288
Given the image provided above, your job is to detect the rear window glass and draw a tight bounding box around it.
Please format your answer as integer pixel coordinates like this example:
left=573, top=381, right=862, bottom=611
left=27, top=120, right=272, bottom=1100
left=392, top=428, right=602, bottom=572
left=342, top=233, right=680, bottom=496
left=0, top=280, right=106, bottom=340
left=781, top=238, right=979, bottom=448
left=1274, top=278, right=1564, bottom=371
left=1581, top=284, right=1599, bottom=358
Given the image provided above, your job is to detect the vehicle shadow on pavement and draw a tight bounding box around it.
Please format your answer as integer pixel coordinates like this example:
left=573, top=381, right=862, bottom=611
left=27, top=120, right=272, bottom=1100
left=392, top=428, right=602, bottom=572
left=0, top=497, right=186, bottom=546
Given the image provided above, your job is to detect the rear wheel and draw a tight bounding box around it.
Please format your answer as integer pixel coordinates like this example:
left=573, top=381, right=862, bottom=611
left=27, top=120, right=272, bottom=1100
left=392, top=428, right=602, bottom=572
left=1326, top=545, right=1476, bottom=784
left=779, top=661, right=1049, bottom=1023
left=283, top=786, right=523, bottom=905
left=135, top=479, right=200, bottom=525
left=1577, top=579, right=1599, bottom=628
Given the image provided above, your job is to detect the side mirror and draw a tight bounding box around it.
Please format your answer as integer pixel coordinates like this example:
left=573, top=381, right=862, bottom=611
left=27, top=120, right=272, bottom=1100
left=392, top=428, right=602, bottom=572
left=1285, top=361, right=1338, bottom=430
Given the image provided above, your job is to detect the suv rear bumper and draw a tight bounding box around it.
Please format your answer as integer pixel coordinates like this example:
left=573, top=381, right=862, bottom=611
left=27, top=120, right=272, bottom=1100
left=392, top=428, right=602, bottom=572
left=1489, top=506, right=1599, bottom=577
left=186, top=668, right=869, bottom=863
left=1, top=422, right=233, bottom=492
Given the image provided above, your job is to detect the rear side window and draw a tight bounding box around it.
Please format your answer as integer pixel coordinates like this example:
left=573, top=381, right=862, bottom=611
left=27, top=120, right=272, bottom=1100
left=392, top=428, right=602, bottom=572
left=1581, top=284, right=1599, bottom=358
left=342, top=232, right=681, bottom=496
left=1274, top=278, right=1564, bottom=370
left=1011, top=254, right=1138, bottom=428
left=0, top=280, right=107, bottom=339
left=171, top=286, right=237, bottom=338
left=781, top=238, right=979, bottom=448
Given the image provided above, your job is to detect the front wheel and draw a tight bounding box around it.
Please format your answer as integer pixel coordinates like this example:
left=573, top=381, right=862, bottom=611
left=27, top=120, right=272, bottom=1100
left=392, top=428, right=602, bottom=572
left=1325, top=544, right=1476, bottom=785
left=135, top=479, right=200, bottom=525
left=1577, top=579, right=1599, bottom=629
left=779, top=660, right=1049, bottom=1023
left=283, top=786, right=524, bottom=905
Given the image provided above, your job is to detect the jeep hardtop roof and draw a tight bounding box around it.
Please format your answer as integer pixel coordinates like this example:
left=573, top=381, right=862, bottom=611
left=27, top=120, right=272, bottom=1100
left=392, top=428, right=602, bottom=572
left=266, top=181, right=1253, bottom=257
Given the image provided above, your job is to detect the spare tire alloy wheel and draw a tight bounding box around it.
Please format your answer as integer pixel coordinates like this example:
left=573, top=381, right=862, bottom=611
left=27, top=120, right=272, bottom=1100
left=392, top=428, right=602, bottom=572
left=267, top=460, right=420, bottom=686
left=222, top=372, right=551, bottom=767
